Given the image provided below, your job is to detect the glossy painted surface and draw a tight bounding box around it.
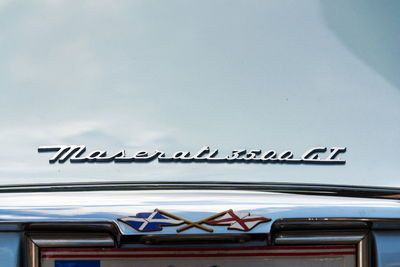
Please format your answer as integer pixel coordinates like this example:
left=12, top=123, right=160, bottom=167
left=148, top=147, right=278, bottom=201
left=0, top=189, right=399, bottom=235
left=0, top=0, right=399, bottom=187
left=0, top=232, right=21, bottom=267
left=373, top=231, right=400, bottom=267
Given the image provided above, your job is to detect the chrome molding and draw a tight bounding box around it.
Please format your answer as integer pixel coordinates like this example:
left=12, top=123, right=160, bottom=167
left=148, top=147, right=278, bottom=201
left=274, top=231, right=369, bottom=267
left=25, top=233, right=115, bottom=267
left=273, top=219, right=372, bottom=266
left=1, top=182, right=400, bottom=200
left=274, top=231, right=367, bottom=245
left=273, top=217, right=400, bottom=230
left=13, top=189, right=390, bottom=267
left=25, top=219, right=372, bottom=267
left=358, top=234, right=369, bottom=267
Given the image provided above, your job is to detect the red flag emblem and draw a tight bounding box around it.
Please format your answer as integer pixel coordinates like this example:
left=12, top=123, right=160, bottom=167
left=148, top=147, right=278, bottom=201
left=207, top=210, right=271, bottom=231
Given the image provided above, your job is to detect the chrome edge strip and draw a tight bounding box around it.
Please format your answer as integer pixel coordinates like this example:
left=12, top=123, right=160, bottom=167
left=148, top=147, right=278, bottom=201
left=2, top=182, right=400, bottom=199
left=274, top=231, right=367, bottom=245
left=274, top=230, right=369, bottom=267
left=25, top=233, right=115, bottom=267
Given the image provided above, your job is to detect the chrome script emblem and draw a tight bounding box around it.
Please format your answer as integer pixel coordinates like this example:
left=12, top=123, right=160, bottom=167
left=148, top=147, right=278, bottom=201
left=38, top=145, right=346, bottom=164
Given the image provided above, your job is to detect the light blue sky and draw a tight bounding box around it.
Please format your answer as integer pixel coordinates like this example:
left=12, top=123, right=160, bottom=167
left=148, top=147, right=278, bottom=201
left=0, top=0, right=399, bottom=187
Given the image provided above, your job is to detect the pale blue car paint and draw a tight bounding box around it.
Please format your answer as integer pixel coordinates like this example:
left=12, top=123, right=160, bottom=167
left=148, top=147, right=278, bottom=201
left=373, top=231, right=400, bottom=267
left=0, top=233, right=21, bottom=267
left=0, top=0, right=399, bottom=265
left=0, top=0, right=399, bottom=187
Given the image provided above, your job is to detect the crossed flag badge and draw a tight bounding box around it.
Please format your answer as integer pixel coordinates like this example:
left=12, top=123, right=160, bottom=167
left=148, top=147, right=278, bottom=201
left=118, top=209, right=271, bottom=232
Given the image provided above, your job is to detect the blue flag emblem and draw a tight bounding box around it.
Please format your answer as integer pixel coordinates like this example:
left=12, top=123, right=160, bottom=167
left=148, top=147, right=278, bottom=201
left=119, top=210, right=183, bottom=232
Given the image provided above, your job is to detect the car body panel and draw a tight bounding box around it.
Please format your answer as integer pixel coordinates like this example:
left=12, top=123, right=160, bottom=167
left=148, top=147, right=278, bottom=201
left=0, top=0, right=399, bottom=188
left=373, top=231, right=400, bottom=267
left=1, top=1, right=399, bottom=265
left=0, top=232, right=21, bottom=267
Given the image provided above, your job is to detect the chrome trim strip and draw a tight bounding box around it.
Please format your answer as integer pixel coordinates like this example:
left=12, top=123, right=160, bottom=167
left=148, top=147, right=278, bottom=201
left=28, top=233, right=115, bottom=247
left=25, top=222, right=118, bottom=237
left=273, top=218, right=400, bottom=230
left=25, top=221, right=371, bottom=266
left=274, top=231, right=367, bottom=245
left=358, top=234, right=370, bottom=267
left=25, top=235, right=39, bottom=267
left=272, top=220, right=369, bottom=231
left=25, top=233, right=115, bottom=267
left=274, top=230, right=369, bottom=267
left=1, top=182, right=400, bottom=199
